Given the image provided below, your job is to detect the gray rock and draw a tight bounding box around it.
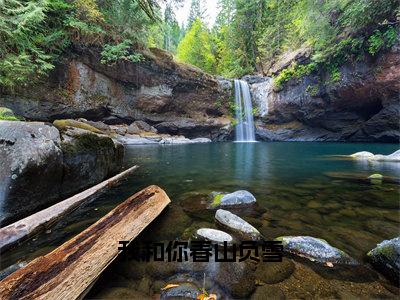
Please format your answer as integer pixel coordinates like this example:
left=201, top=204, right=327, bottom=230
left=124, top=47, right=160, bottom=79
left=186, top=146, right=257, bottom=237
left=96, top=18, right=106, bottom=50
left=59, top=127, right=124, bottom=197
left=0, top=121, right=124, bottom=225
left=161, top=136, right=192, bottom=144
left=0, top=121, right=63, bottom=225
left=0, top=261, right=28, bottom=281
left=196, top=228, right=233, bottom=244
left=77, top=119, right=110, bottom=131
left=191, top=137, right=212, bottom=143
left=276, top=236, right=357, bottom=265
left=127, top=123, right=141, bottom=134
left=133, top=120, right=157, bottom=133
left=215, top=209, right=261, bottom=240
left=111, top=126, right=127, bottom=136
left=367, top=236, right=400, bottom=284
left=219, top=190, right=256, bottom=206
left=160, top=282, right=200, bottom=299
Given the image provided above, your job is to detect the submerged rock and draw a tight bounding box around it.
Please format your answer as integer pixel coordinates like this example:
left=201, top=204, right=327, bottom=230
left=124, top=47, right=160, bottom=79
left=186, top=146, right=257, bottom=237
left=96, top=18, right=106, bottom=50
left=215, top=262, right=256, bottom=298
left=251, top=285, right=286, bottom=300
left=368, top=174, right=383, bottom=179
left=367, top=236, right=400, bottom=284
left=160, top=282, right=200, bottom=299
left=215, top=209, right=261, bottom=240
left=196, top=228, right=233, bottom=245
left=276, top=236, right=357, bottom=265
left=93, top=287, right=152, bottom=300
left=254, top=257, right=295, bottom=284
left=211, top=190, right=256, bottom=207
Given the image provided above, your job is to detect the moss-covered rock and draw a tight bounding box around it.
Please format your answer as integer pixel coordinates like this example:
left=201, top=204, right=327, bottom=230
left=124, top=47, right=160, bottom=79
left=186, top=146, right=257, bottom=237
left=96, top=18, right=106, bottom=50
left=53, top=119, right=103, bottom=134
left=59, top=127, right=123, bottom=197
left=210, top=192, right=225, bottom=208
left=367, top=236, right=400, bottom=284
left=0, top=107, right=22, bottom=121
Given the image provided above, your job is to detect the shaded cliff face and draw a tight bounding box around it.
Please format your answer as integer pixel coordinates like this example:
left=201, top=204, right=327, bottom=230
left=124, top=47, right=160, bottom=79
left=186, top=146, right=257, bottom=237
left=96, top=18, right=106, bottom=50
left=0, top=46, right=232, bottom=140
left=249, top=45, right=400, bottom=143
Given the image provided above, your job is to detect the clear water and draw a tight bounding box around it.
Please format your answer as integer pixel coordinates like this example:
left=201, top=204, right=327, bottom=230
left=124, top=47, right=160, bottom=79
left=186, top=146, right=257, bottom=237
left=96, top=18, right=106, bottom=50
left=234, top=80, right=256, bottom=142
left=1, top=142, right=399, bottom=298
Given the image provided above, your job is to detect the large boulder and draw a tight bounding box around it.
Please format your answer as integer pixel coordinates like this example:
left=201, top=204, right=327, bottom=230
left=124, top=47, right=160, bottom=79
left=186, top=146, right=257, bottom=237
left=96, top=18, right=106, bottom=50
left=0, top=121, right=63, bottom=225
left=367, top=236, right=400, bottom=284
left=0, top=120, right=124, bottom=225
left=215, top=209, right=261, bottom=240
left=276, top=236, right=357, bottom=266
left=59, top=127, right=124, bottom=197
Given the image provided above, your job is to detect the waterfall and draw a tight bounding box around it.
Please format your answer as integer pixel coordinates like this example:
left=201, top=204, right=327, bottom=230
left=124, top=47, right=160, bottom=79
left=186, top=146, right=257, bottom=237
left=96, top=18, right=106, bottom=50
left=234, top=80, right=256, bottom=142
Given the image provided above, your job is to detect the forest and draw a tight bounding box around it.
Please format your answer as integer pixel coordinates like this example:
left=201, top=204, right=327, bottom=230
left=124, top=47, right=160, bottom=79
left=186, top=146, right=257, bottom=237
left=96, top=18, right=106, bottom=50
left=0, top=0, right=399, bottom=88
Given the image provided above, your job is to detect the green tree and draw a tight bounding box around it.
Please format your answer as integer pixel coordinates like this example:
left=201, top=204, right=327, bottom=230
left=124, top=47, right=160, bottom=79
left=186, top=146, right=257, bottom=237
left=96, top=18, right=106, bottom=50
left=187, top=0, right=205, bottom=28
left=176, top=18, right=216, bottom=74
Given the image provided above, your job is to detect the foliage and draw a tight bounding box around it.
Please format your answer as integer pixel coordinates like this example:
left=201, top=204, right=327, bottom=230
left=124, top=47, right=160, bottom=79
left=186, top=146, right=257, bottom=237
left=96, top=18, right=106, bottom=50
left=368, top=26, right=397, bottom=56
left=101, top=40, right=144, bottom=64
left=273, top=62, right=317, bottom=89
left=0, top=107, right=22, bottom=121
left=1, top=0, right=398, bottom=87
left=176, top=18, right=216, bottom=74
left=0, top=0, right=71, bottom=87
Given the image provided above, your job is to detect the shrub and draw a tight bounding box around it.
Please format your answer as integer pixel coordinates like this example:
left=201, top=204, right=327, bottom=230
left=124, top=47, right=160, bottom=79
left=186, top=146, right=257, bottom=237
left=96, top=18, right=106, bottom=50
left=101, top=40, right=144, bottom=65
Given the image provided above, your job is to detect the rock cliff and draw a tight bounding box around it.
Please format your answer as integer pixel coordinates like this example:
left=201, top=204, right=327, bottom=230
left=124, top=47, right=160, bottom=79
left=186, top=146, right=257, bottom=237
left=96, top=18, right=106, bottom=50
left=0, top=46, right=232, bottom=140
left=249, top=45, right=400, bottom=142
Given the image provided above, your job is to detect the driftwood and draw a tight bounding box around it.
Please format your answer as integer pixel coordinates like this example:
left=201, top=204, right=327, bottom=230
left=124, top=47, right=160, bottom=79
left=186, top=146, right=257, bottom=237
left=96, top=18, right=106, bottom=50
left=0, top=165, right=138, bottom=253
left=0, top=185, right=171, bottom=300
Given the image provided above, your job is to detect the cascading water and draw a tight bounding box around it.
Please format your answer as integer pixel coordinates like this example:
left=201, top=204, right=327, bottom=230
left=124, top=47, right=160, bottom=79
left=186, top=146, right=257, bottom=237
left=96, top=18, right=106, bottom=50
left=234, top=79, right=256, bottom=142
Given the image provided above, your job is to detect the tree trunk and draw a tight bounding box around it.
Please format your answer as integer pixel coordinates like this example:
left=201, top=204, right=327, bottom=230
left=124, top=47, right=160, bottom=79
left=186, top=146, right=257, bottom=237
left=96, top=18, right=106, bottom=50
left=0, top=185, right=171, bottom=300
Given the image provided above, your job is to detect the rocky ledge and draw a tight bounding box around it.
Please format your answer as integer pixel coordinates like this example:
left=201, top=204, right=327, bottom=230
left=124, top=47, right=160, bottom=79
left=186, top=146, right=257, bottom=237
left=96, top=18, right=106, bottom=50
left=248, top=44, right=400, bottom=142
left=0, top=46, right=232, bottom=141
left=0, top=120, right=123, bottom=225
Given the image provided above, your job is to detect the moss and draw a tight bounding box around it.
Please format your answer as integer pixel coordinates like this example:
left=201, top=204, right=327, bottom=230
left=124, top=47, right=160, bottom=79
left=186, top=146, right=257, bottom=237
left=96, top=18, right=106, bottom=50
left=373, top=244, right=396, bottom=259
left=0, top=107, right=23, bottom=121
left=53, top=119, right=103, bottom=134
left=210, top=193, right=224, bottom=208
left=62, top=133, right=114, bottom=155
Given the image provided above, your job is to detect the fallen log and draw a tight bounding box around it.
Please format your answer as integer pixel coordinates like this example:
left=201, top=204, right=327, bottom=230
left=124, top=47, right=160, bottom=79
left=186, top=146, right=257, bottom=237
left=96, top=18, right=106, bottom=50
left=0, top=165, right=138, bottom=253
left=0, top=185, right=171, bottom=300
